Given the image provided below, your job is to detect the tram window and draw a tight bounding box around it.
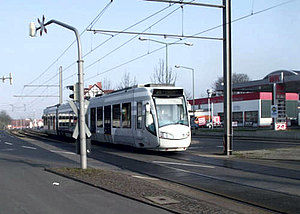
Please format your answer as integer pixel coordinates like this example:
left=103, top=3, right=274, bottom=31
left=97, top=107, right=103, bottom=127
left=122, top=103, right=131, bottom=128
left=53, top=116, right=56, bottom=130
left=145, top=105, right=156, bottom=135
left=85, top=114, right=88, bottom=126
left=70, top=115, right=74, bottom=127
left=90, top=108, right=96, bottom=133
left=137, top=102, right=142, bottom=129
left=74, top=116, right=78, bottom=124
left=113, top=104, right=121, bottom=128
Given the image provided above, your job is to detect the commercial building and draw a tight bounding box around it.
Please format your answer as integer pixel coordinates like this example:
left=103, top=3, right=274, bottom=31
left=190, top=92, right=298, bottom=127
left=189, top=70, right=300, bottom=128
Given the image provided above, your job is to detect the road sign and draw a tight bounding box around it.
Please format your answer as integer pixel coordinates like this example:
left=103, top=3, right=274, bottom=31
left=68, top=100, right=91, bottom=139
left=271, top=105, right=278, bottom=118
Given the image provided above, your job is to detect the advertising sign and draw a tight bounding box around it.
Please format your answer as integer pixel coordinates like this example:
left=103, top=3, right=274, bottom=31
left=268, top=72, right=283, bottom=84
left=197, top=117, right=206, bottom=126
left=275, top=122, right=287, bottom=131
left=271, top=105, right=278, bottom=118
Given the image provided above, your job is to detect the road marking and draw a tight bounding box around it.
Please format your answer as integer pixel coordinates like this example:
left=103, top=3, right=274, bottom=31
left=50, top=150, right=76, bottom=155
left=4, top=142, right=13, bottom=146
left=152, top=161, right=215, bottom=169
left=131, top=175, right=159, bottom=181
left=161, top=165, right=220, bottom=180
left=216, top=146, right=223, bottom=148
left=0, top=148, right=14, bottom=151
left=22, top=146, right=37, bottom=150
left=188, top=146, right=203, bottom=150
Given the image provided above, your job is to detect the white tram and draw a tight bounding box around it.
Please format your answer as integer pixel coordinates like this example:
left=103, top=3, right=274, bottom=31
left=42, top=84, right=191, bottom=151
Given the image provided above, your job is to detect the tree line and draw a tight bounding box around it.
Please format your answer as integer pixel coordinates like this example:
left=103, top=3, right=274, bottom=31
left=0, top=111, right=12, bottom=130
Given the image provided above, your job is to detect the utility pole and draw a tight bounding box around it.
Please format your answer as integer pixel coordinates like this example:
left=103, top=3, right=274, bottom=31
left=223, top=0, right=233, bottom=156
left=59, top=66, right=63, bottom=105
left=143, top=0, right=233, bottom=156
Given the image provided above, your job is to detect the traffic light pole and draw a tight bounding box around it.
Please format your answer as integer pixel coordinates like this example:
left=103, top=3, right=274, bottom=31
left=31, top=18, right=87, bottom=169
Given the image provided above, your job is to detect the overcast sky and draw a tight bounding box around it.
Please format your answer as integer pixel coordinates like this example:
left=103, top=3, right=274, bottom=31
left=0, top=0, right=299, bottom=119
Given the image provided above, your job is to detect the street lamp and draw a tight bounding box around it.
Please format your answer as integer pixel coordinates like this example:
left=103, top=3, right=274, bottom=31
left=207, top=89, right=213, bottom=127
left=29, top=16, right=88, bottom=169
left=139, top=37, right=193, bottom=83
left=174, top=65, right=195, bottom=114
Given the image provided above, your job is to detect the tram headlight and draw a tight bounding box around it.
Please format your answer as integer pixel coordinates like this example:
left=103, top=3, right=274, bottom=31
left=159, top=131, right=174, bottom=139
left=186, top=131, right=190, bottom=137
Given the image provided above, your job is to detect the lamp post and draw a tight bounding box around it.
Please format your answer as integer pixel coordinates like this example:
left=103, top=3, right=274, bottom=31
left=29, top=16, right=87, bottom=169
left=174, top=65, right=195, bottom=114
left=207, top=89, right=213, bottom=127
left=139, top=37, right=193, bottom=84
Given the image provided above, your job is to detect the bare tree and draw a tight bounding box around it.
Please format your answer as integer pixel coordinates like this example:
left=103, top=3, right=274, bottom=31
left=184, top=90, right=192, bottom=100
left=101, top=77, right=113, bottom=90
left=151, top=59, right=177, bottom=85
left=117, top=71, right=137, bottom=90
left=0, top=110, right=12, bottom=130
left=213, top=73, right=251, bottom=91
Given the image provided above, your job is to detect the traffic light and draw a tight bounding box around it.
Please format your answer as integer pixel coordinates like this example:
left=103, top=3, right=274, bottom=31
left=67, top=83, right=79, bottom=101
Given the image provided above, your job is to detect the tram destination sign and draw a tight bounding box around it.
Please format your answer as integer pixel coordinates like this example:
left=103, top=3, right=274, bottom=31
left=153, top=89, right=184, bottom=97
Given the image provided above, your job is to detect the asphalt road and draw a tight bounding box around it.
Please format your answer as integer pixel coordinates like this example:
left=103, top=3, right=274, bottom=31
left=2, top=130, right=300, bottom=213
left=190, top=135, right=300, bottom=154
left=85, top=136, right=300, bottom=213
left=0, top=131, right=171, bottom=214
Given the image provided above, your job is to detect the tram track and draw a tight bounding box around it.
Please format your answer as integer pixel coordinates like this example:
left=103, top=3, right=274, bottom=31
left=90, top=149, right=300, bottom=214
left=162, top=151, right=300, bottom=181
left=10, top=129, right=300, bottom=213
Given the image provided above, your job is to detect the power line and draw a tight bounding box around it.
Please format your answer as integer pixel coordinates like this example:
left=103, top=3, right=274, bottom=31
left=86, top=46, right=165, bottom=81
left=84, top=0, right=299, bottom=81
left=62, top=3, right=176, bottom=75
left=32, top=2, right=177, bottom=88
left=84, top=5, right=182, bottom=72
left=25, top=1, right=114, bottom=87
left=22, top=0, right=299, bottom=113
left=87, top=29, right=222, bottom=40
left=19, top=1, right=115, bottom=110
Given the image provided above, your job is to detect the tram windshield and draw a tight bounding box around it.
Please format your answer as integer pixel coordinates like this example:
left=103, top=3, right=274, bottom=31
left=154, top=97, right=189, bottom=127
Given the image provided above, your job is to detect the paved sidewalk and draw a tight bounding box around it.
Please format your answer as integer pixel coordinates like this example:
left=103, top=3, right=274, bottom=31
left=47, top=166, right=268, bottom=214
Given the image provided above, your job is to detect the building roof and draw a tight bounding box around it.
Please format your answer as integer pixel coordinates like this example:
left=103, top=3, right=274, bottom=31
left=217, top=70, right=300, bottom=93
left=189, top=92, right=298, bottom=105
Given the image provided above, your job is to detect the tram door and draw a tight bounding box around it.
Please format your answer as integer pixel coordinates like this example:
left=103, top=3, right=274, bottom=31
left=104, top=105, right=111, bottom=135
left=133, top=101, right=144, bottom=146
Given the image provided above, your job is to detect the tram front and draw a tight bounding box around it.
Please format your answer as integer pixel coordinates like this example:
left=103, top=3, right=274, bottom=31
left=152, top=88, right=191, bottom=151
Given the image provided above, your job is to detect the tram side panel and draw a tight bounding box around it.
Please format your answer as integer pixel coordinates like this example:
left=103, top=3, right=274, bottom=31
left=132, top=88, right=160, bottom=149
